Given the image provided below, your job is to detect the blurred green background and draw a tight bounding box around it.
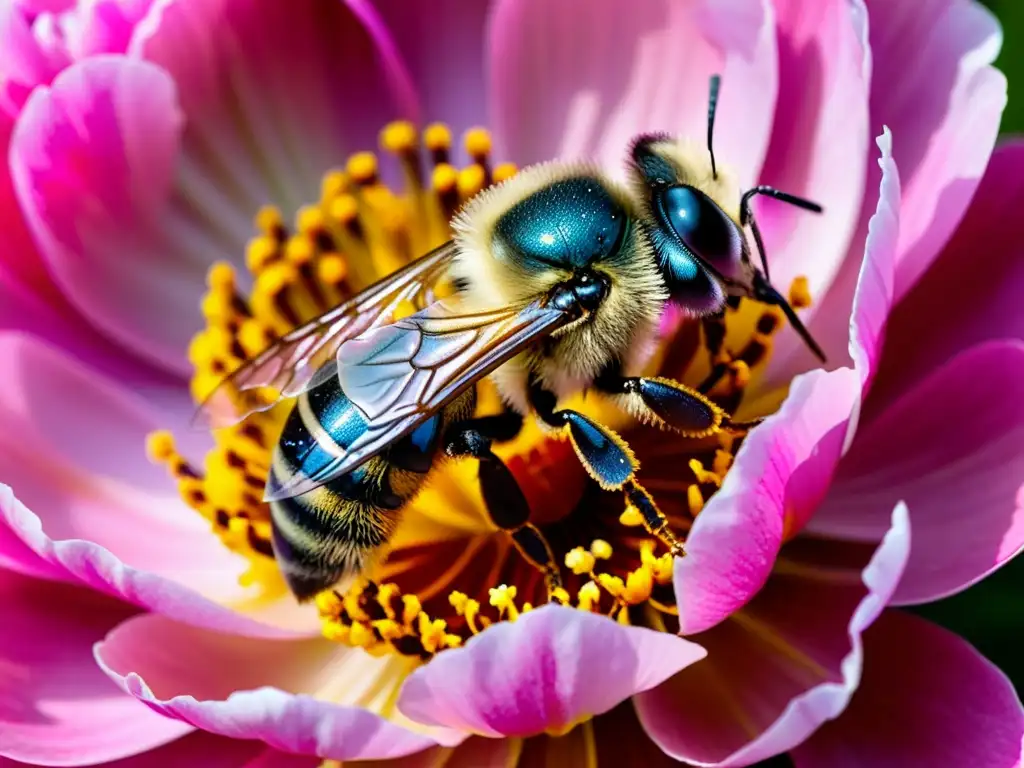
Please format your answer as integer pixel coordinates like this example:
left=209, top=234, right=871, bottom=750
left=912, top=0, right=1024, bottom=693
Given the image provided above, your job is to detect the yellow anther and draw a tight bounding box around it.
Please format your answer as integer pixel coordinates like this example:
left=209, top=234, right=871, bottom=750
left=623, top=566, right=654, bottom=604
left=344, top=584, right=370, bottom=623
left=376, top=583, right=400, bottom=620
left=789, top=275, right=812, bottom=309
left=146, top=431, right=176, bottom=463
left=463, top=127, right=492, bottom=159
left=457, top=165, right=486, bottom=200
left=346, top=152, right=378, bottom=184
left=255, top=205, right=285, bottom=238
left=488, top=584, right=520, bottom=621
left=296, top=205, right=325, bottom=236
left=687, top=484, right=705, bottom=517
left=689, top=458, right=721, bottom=486
left=590, top=539, right=613, bottom=560
left=596, top=573, right=625, bottom=599
left=372, top=619, right=403, bottom=641
left=565, top=547, right=596, bottom=575
left=493, top=162, right=518, bottom=183
left=322, top=622, right=350, bottom=644
left=320, top=170, right=348, bottom=202
left=347, top=621, right=376, bottom=648
left=401, top=594, right=422, bottom=626
left=245, top=236, right=279, bottom=274
left=577, top=581, right=602, bottom=612
left=729, top=360, right=751, bottom=389
left=317, top=254, right=348, bottom=285
left=448, top=591, right=468, bottom=614
left=284, top=235, right=315, bottom=266
left=381, top=120, right=418, bottom=154
left=653, top=553, right=674, bottom=584
left=620, top=504, right=644, bottom=527
left=432, top=163, right=458, bottom=193
left=315, top=591, right=343, bottom=617
left=550, top=587, right=570, bottom=605
left=418, top=614, right=450, bottom=653
left=207, top=262, right=236, bottom=292
left=329, top=195, right=359, bottom=224
left=237, top=320, right=272, bottom=358
left=712, top=449, right=734, bottom=476
left=423, top=123, right=452, bottom=152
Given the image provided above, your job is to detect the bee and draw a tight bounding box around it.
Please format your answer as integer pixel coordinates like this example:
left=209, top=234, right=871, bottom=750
left=198, top=75, right=825, bottom=602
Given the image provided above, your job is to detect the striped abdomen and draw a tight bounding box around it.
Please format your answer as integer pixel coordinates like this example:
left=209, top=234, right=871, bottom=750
left=268, top=371, right=443, bottom=601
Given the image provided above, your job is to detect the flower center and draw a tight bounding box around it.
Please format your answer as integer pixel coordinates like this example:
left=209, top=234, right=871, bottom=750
left=148, top=121, right=811, bottom=658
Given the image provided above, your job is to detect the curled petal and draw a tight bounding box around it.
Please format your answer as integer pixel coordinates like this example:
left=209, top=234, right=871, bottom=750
left=95, top=613, right=455, bottom=760
left=397, top=604, right=706, bottom=737
left=792, top=610, right=1024, bottom=768
left=637, top=503, right=911, bottom=766
left=868, top=140, right=1024, bottom=412
left=863, top=0, right=1006, bottom=298
left=674, top=366, right=861, bottom=635
left=489, top=0, right=777, bottom=186
left=0, top=483, right=297, bottom=639
left=812, top=340, right=1024, bottom=605
left=0, top=570, right=191, bottom=766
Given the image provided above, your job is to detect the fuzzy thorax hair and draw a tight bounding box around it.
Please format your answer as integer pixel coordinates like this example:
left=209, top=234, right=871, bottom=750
left=448, top=161, right=668, bottom=408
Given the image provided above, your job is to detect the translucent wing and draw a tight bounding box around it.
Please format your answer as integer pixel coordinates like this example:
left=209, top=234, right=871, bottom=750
left=263, top=300, right=570, bottom=502
left=195, top=241, right=458, bottom=429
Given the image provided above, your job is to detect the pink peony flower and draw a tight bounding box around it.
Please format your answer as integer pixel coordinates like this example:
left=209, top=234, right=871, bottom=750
left=0, top=0, right=1021, bottom=766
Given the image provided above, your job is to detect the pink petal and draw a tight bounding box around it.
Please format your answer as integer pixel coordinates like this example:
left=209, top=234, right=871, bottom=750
left=765, top=128, right=900, bottom=391
left=60, top=0, right=156, bottom=59
left=0, top=269, right=156, bottom=384
left=674, top=365, right=861, bottom=635
left=0, top=3, right=69, bottom=115
left=0, top=570, right=192, bottom=766
left=489, top=0, right=777, bottom=186
left=2, top=730, right=321, bottom=768
left=366, top=0, right=489, bottom=141
left=0, top=334, right=250, bottom=596
left=9, top=56, right=198, bottom=375
left=863, top=0, right=1006, bottom=298
left=755, top=0, right=870, bottom=353
left=792, top=610, right=1024, bottom=768
left=810, top=340, right=1024, bottom=605
left=95, top=614, right=451, bottom=761
left=397, top=605, right=706, bottom=737
left=636, top=503, right=911, bottom=766
left=867, top=140, right=1024, bottom=414
left=847, top=129, right=898, bottom=395
left=132, top=0, right=417, bottom=208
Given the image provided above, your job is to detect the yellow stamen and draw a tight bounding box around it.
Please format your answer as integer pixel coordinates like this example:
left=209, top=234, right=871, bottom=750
left=789, top=276, right=812, bottom=309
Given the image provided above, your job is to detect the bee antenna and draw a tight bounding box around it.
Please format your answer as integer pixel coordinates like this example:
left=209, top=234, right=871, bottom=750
left=707, top=74, right=721, bottom=180
left=751, top=272, right=827, bottom=363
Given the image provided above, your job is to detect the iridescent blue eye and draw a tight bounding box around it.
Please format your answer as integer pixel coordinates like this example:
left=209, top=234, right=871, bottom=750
left=660, top=185, right=741, bottom=267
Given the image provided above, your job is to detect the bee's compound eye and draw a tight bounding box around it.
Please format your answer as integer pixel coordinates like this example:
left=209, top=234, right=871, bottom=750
left=660, top=185, right=742, bottom=267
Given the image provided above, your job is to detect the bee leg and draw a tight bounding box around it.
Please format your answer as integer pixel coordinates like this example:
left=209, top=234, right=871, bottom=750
left=528, top=383, right=686, bottom=556
left=594, top=371, right=760, bottom=436
left=444, top=423, right=563, bottom=599
left=463, top=406, right=524, bottom=444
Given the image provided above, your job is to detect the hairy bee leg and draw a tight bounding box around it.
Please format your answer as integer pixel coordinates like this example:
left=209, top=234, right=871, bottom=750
left=444, top=423, right=563, bottom=597
left=528, top=383, right=684, bottom=555
left=595, top=372, right=756, bottom=437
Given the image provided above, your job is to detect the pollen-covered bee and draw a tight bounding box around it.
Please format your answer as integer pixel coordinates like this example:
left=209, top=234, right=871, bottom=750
left=198, top=75, right=825, bottom=602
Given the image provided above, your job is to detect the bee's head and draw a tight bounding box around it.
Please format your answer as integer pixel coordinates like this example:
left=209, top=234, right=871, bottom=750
left=626, top=76, right=827, bottom=362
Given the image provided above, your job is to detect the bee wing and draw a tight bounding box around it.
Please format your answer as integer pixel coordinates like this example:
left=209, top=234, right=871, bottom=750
left=263, top=300, right=570, bottom=502
left=194, top=241, right=458, bottom=429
